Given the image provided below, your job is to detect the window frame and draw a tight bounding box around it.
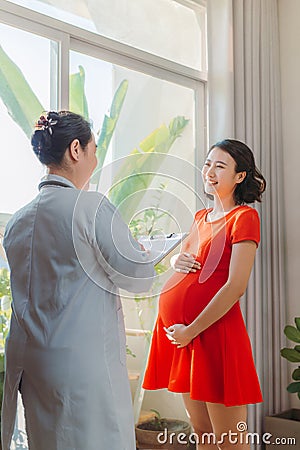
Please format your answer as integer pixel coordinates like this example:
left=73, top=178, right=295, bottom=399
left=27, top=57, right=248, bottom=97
left=0, top=0, right=207, bottom=206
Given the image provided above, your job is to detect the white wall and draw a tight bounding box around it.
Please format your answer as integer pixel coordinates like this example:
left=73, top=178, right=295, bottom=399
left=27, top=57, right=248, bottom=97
left=278, top=0, right=300, bottom=410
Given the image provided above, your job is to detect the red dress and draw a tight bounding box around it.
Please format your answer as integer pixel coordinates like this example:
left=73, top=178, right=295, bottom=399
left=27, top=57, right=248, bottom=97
left=143, top=205, right=263, bottom=406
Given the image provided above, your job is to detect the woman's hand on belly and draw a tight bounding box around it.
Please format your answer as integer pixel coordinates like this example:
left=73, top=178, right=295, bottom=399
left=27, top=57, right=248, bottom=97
left=164, top=324, right=194, bottom=348
left=171, top=252, right=201, bottom=274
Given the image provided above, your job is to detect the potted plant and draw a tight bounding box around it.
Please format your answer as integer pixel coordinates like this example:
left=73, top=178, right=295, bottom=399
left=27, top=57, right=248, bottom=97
left=135, top=409, right=193, bottom=449
left=264, top=317, right=300, bottom=449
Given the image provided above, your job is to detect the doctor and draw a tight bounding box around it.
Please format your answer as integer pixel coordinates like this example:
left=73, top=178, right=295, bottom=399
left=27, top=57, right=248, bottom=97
left=2, top=111, right=155, bottom=450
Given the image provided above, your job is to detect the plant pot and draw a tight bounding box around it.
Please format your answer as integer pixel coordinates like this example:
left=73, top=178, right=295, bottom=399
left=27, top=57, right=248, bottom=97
left=264, top=408, right=300, bottom=449
left=136, top=418, right=193, bottom=449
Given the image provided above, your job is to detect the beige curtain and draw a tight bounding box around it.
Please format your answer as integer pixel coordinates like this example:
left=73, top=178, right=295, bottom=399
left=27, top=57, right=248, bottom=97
left=208, top=0, right=289, bottom=448
left=207, top=0, right=235, bottom=142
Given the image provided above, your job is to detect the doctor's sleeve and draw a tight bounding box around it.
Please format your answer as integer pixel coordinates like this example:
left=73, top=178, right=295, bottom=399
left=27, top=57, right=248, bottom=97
left=92, top=197, right=155, bottom=293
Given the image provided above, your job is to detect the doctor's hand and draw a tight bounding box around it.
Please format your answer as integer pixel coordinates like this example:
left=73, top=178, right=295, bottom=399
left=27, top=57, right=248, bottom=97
left=170, top=253, right=201, bottom=274
left=164, top=324, right=194, bottom=348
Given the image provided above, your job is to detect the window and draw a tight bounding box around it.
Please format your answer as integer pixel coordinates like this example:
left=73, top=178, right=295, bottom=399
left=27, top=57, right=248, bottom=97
left=6, top=0, right=206, bottom=70
left=70, top=48, right=202, bottom=228
left=0, top=0, right=207, bottom=254
left=0, top=22, right=54, bottom=214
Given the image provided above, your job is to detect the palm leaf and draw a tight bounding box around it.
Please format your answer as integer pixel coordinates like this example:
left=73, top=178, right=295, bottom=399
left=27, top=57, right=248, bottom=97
left=108, top=116, right=189, bottom=222
left=69, top=65, right=89, bottom=120
left=0, top=44, right=44, bottom=138
left=91, top=79, right=128, bottom=185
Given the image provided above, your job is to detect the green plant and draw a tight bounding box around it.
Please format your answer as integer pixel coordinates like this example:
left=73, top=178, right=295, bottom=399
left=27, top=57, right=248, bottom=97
left=0, top=45, right=189, bottom=224
left=126, top=345, right=136, bottom=358
left=108, top=116, right=189, bottom=223
left=0, top=44, right=44, bottom=139
left=280, top=317, right=300, bottom=400
left=147, top=409, right=168, bottom=431
left=0, top=44, right=127, bottom=182
left=0, top=268, right=12, bottom=413
left=129, top=183, right=168, bottom=238
left=91, top=79, right=128, bottom=186
left=0, top=269, right=12, bottom=350
left=128, top=184, right=169, bottom=341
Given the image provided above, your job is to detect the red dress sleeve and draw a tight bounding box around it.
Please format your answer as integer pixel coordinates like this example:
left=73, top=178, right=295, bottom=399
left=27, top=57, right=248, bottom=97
left=230, top=207, right=260, bottom=246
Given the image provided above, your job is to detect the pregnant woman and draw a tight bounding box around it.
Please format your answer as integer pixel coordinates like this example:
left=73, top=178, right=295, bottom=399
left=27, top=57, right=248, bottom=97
left=143, top=139, right=266, bottom=450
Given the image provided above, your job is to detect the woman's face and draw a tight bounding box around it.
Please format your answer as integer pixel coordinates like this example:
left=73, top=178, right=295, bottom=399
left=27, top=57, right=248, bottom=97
left=202, top=147, right=245, bottom=200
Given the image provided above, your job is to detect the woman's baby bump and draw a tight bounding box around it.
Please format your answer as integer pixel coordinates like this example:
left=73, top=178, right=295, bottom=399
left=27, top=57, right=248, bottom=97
left=158, top=270, right=227, bottom=326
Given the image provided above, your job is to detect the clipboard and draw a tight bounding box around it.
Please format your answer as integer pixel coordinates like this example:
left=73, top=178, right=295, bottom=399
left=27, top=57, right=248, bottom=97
left=138, top=232, right=189, bottom=265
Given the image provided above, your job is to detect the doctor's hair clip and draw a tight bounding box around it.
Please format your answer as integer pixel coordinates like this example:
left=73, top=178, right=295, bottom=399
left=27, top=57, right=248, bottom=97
left=35, top=112, right=59, bottom=136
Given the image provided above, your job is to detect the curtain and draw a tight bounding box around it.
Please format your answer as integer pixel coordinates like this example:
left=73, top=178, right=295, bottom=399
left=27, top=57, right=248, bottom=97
left=207, top=1, right=289, bottom=448
left=207, top=0, right=235, bottom=142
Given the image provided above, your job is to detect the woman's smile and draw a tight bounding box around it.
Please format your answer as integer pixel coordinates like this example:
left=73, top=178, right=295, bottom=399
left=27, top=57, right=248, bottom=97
left=202, top=147, right=244, bottom=199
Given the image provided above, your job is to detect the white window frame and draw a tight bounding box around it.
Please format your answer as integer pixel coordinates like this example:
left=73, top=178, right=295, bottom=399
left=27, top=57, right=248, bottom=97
left=0, top=0, right=207, bottom=205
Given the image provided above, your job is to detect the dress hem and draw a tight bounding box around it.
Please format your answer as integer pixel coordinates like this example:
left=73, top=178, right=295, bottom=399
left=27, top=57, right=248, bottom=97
left=143, top=386, right=263, bottom=407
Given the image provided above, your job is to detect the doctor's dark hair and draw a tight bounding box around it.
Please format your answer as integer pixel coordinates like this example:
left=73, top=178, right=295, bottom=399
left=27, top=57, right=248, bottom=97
left=208, top=139, right=266, bottom=204
left=31, top=111, right=92, bottom=166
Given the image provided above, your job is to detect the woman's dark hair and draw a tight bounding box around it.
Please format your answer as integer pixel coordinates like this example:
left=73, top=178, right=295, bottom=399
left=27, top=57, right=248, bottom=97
left=31, top=111, right=92, bottom=166
left=208, top=139, right=266, bottom=204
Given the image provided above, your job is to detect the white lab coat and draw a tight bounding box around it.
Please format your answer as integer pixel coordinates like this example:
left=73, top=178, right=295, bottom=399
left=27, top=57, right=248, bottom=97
left=1, top=174, right=155, bottom=450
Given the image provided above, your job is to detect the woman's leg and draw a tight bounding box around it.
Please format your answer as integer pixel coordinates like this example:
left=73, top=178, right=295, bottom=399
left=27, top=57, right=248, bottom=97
left=182, top=393, right=217, bottom=449
left=206, top=402, right=250, bottom=450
